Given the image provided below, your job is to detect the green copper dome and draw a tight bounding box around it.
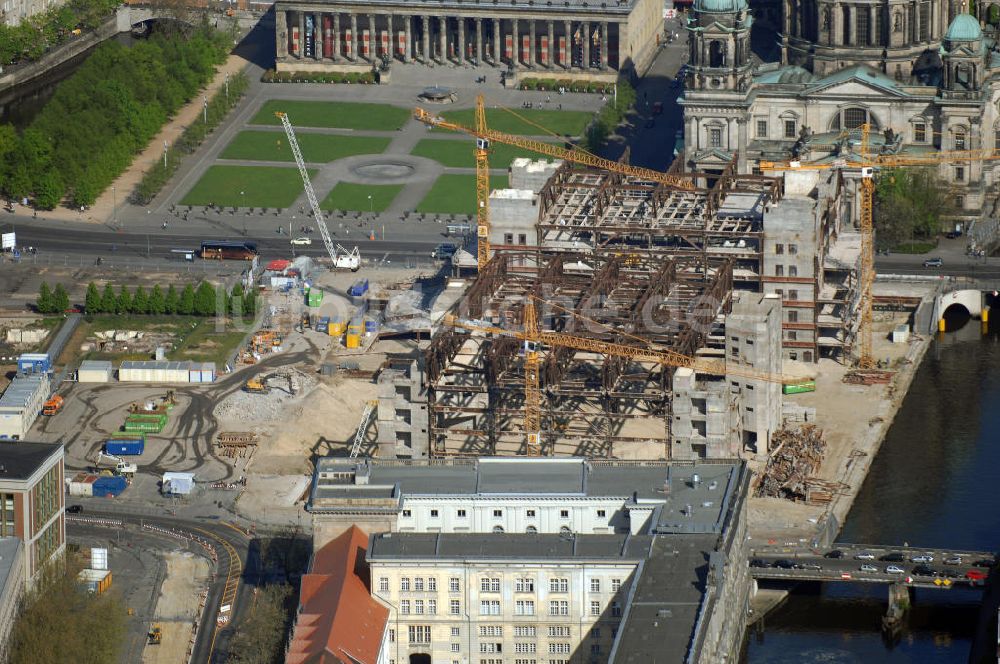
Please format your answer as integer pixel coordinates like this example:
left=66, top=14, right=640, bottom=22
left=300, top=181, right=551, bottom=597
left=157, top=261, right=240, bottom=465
left=944, top=14, right=982, bottom=42
left=694, top=0, right=748, bottom=13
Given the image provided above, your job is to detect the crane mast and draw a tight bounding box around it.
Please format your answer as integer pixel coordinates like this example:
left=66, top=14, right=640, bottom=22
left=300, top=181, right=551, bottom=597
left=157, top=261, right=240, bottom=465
left=276, top=112, right=341, bottom=266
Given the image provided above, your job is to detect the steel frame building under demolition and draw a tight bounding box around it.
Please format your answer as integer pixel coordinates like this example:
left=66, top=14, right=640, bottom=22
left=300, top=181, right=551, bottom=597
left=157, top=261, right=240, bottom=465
left=424, top=157, right=859, bottom=458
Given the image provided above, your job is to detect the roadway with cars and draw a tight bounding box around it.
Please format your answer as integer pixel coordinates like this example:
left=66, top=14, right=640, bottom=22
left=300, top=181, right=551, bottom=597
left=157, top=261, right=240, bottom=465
left=750, top=543, right=996, bottom=588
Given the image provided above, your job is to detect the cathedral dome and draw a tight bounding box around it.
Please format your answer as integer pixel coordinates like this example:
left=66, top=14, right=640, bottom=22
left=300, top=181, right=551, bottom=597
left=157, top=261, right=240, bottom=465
left=693, top=0, right=748, bottom=13
left=944, top=14, right=982, bottom=42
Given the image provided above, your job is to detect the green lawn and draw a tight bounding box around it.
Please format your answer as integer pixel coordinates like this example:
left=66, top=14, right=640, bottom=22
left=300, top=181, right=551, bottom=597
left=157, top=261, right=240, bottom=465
left=180, top=165, right=315, bottom=208
left=891, top=240, right=938, bottom=254
left=416, top=174, right=509, bottom=215
left=411, top=138, right=561, bottom=169
left=435, top=108, right=593, bottom=136
left=173, top=318, right=249, bottom=367
left=321, top=183, right=404, bottom=212
left=251, top=100, right=411, bottom=130
left=220, top=131, right=391, bottom=163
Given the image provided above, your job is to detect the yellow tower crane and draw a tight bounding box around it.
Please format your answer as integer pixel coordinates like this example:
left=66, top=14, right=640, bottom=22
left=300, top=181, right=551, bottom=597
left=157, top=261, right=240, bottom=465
left=445, top=296, right=804, bottom=454
left=414, top=95, right=696, bottom=270
left=761, top=124, right=1000, bottom=370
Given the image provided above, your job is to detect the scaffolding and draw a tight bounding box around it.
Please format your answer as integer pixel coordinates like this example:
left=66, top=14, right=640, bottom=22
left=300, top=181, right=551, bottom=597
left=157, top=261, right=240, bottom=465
left=426, top=253, right=736, bottom=458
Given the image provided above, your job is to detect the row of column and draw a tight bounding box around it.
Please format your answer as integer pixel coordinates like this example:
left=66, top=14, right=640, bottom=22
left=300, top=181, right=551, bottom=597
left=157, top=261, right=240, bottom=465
left=823, top=0, right=937, bottom=48
left=276, top=11, right=615, bottom=71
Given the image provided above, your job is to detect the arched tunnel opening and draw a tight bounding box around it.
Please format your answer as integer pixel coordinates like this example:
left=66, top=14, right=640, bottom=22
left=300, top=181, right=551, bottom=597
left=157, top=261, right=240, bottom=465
left=941, top=303, right=971, bottom=332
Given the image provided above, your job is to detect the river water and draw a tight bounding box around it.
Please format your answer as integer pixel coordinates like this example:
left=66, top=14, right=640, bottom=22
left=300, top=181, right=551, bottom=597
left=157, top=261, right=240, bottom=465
left=743, top=316, right=1000, bottom=663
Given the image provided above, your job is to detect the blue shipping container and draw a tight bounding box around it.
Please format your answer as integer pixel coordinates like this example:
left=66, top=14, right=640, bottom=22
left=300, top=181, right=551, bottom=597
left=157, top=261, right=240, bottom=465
left=365, top=320, right=378, bottom=332
left=348, top=279, right=369, bottom=297
left=92, top=476, right=127, bottom=498
left=105, top=440, right=145, bottom=456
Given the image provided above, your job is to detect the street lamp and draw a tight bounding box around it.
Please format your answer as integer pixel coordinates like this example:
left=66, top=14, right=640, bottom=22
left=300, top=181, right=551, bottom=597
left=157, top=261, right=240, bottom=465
left=368, top=194, right=373, bottom=216
left=112, top=185, right=117, bottom=228
left=241, top=191, right=246, bottom=236
left=203, top=96, right=208, bottom=124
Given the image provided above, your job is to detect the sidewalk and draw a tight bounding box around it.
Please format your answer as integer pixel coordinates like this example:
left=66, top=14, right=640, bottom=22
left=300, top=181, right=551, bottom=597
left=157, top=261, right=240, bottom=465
left=42, top=52, right=253, bottom=226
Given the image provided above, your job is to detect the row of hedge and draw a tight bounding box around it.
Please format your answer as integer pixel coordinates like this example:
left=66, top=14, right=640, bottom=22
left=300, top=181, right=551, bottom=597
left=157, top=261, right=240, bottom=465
left=131, top=71, right=250, bottom=205
left=260, top=69, right=377, bottom=84
left=519, top=78, right=614, bottom=93
left=82, top=281, right=258, bottom=317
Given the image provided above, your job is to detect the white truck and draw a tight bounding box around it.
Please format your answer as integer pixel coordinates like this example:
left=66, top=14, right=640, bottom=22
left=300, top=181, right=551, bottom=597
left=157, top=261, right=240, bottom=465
left=96, top=451, right=138, bottom=477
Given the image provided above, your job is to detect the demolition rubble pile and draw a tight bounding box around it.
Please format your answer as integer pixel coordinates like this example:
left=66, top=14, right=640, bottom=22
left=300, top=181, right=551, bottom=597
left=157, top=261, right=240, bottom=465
left=755, top=424, right=827, bottom=502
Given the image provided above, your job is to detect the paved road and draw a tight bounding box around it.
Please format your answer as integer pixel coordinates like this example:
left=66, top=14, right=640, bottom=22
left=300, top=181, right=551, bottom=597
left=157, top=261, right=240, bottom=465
left=751, top=544, right=995, bottom=588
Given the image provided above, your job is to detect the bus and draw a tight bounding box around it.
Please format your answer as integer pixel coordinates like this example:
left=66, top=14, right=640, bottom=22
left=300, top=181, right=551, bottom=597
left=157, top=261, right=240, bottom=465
left=200, top=240, right=258, bottom=261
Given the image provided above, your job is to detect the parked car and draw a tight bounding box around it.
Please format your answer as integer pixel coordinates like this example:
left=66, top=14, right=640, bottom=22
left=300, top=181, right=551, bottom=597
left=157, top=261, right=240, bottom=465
left=911, top=554, right=935, bottom=563
left=940, top=569, right=961, bottom=579
left=880, top=552, right=905, bottom=562
left=290, top=237, right=312, bottom=246
left=796, top=563, right=823, bottom=571
left=854, top=552, right=876, bottom=561
left=824, top=549, right=845, bottom=559
left=432, top=243, right=459, bottom=259
left=886, top=565, right=906, bottom=574
left=860, top=564, right=878, bottom=573
left=944, top=556, right=963, bottom=566
left=772, top=559, right=796, bottom=569
left=966, top=569, right=988, bottom=581
left=972, top=558, right=995, bottom=568
left=749, top=559, right=769, bottom=568
left=66, top=504, right=83, bottom=514
left=946, top=230, right=963, bottom=239
left=922, top=257, right=943, bottom=268
left=912, top=565, right=938, bottom=576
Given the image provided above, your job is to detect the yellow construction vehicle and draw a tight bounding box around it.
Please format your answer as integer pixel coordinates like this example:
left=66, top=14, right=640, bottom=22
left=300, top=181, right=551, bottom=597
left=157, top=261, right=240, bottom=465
left=243, top=378, right=270, bottom=394
left=148, top=625, right=162, bottom=645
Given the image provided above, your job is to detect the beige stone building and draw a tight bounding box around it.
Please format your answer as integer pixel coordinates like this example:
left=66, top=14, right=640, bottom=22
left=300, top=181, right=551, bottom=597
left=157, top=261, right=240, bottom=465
left=272, top=0, right=664, bottom=80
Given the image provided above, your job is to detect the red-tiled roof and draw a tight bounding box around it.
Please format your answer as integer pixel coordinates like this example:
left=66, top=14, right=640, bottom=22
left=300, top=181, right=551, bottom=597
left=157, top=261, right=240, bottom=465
left=286, top=526, right=388, bottom=664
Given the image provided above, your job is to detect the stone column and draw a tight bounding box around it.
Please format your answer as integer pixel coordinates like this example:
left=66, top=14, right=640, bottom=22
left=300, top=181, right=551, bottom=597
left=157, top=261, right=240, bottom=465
left=368, top=14, right=376, bottom=61
left=737, top=118, right=748, bottom=171
left=476, top=18, right=483, bottom=64
left=527, top=20, right=535, bottom=68
left=458, top=17, right=465, bottom=63
left=386, top=14, right=393, bottom=60
left=914, top=0, right=921, bottom=41
left=831, top=2, right=841, bottom=45
left=332, top=13, right=341, bottom=61
left=298, top=12, right=305, bottom=58
left=405, top=15, right=412, bottom=62
left=600, top=22, right=608, bottom=69
left=439, top=16, right=447, bottom=62
left=351, top=13, right=358, bottom=60
left=583, top=21, right=590, bottom=69
left=423, top=15, right=430, bottom=62
left=564, top=20, right=572, bottom=68
left=512, top=18, right=519, bottom=68
left=547, top=21, right=555, bottom=69
left=276, top=9, right=288, bottom=58
left=314, top=13, right=322, bottom=60
left=494, top=19, right=501, bottom=65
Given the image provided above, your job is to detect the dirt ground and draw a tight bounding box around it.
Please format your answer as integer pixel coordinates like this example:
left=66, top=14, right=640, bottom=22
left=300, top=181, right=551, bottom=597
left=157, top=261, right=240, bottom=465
left=142, top=551, right=210, bottom=664
left=747, top=307, right=932, bottom=546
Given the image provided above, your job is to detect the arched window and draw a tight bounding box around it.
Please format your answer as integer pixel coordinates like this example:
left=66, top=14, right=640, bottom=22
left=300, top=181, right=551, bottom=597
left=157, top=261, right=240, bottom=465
left=709, top=41, right=725, bottom=68
left=526, top=525, right=538, bottom=534
left=493, top=525, right=505, bottom=533
left=559, top=525, right=573, bottom=535
left=828, top=108, right=879, bottom=131
left=955, top=128, right=967, bottom=150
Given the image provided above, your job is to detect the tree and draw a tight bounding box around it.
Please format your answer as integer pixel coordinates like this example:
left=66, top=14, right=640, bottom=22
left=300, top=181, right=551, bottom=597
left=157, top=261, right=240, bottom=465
left=100, top=283, right=117, bottom=313
left=230, top=282, right=244, bottom=317
left=164, top=284, right=179, bottom=314
left=874, top=168, right=949, bottom=249
left=85, top=282, right=101, bottom=314
left=33, top=169, right=63, bottom=210
left=132, top=285, right=148, bottom=314
left=178, top=284, right=195, bottom=315
left=227, top=584, right=292, bottom=664
left=194, top=281, right=216, bottom=316
left=116, top=285, right=132, bottom=315
left=243, top=288, right=258, bottom=317
left=148, top=285, right=165, bottom=315
left=36, top=282, right=53, bottom=313
left=53, top=283, right=69, bottom=313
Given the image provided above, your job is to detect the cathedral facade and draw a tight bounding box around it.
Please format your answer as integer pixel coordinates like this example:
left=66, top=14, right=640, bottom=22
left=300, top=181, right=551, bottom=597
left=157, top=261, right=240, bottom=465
left=680, top=0, right=1000, bottom=223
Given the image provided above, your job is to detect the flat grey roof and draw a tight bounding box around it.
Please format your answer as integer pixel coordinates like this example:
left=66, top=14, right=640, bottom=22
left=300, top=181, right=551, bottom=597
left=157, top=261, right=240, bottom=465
left=79, top=360, right=113, bottom=370
left=0, top=374, right=46, bottom=410
left=612, top=535, right=717, bottom=664
left=0, top=441, right=63, bottom=481
left=277, top=0, right=637, bottom=15
left=368, top=532, right=654, bottom=561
